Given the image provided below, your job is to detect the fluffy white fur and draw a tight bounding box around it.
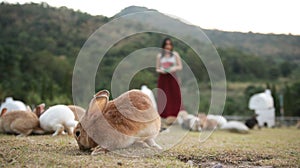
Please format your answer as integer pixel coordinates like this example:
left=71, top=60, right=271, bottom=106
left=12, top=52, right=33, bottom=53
left=207, top=114, right=227, bottom=127
left=39, top=105, right=78, bottom=136
left=220, top=121, right=249, bottom=133
left=186, top=115, right=202, bottom=131
left=177, top=111, right=201, bottom=132
left=140, top=85, right=158, bottom=112
left=0, top=97, right=27, bottom=114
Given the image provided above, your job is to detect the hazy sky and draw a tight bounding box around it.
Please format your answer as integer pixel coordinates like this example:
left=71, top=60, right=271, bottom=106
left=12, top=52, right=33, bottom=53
left=3, top=0, right=300, bottom=35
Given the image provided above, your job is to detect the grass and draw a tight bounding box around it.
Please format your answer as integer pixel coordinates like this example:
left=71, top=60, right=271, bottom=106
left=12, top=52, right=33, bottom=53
left=0, top=127, right=299, bottom=167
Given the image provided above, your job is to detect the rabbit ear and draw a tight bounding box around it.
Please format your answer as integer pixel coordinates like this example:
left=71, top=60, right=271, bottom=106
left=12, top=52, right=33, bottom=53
left=95, top=95, right=108, bottom=112
left=86, top=95, right=108, bottom=117
left=1, top=108, right=7, bottom=117
left=26, top=105, right=32, bottom=112
left=33, top=103, right=45, bottom=118
left=94, top=90, right=110, bottom=98
left=36, top=106, right=43, bottom=117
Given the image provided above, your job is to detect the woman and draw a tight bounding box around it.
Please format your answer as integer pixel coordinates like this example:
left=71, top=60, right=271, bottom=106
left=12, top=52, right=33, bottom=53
left=156, top=38, right=183, bottom=120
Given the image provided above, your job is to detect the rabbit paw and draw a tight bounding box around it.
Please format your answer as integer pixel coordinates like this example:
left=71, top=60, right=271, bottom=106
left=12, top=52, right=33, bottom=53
left=16, top=134, right=27, bottom=137
left=52, top=124, right=64, bottom=136
left=91, top=146, right=109, bottom=156
left=132, top=141, right=150, bottom=148
left=14, top=129, right=31, bottom=137
left=145, top=139, right=162, bottom=150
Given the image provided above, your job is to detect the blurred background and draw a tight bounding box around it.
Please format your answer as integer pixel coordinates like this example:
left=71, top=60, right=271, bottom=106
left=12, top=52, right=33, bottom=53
left=0, top=1, right=299, bottom=122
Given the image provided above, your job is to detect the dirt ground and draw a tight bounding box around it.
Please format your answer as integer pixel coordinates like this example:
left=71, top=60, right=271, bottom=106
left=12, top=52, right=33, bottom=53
left=0, top=126, right=299, bottom=167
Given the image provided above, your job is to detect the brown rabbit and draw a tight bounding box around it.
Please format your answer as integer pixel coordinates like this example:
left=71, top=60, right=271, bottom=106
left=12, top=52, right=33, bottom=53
left=33, top=103, right=45, bottom=118
left=0, top=108, right=42, bottom=136
left=68, top=105, right=85, bottom=121
left=74, top=89, right=161, bottom=155
left=198, top=113, right=218, bottom=130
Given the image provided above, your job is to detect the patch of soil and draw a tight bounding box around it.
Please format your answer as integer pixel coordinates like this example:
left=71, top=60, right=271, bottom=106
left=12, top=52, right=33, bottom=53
left=177, top=151, right=274, bottom=167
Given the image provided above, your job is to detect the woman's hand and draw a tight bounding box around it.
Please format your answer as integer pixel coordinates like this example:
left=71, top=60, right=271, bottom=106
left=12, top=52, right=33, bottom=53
left=157, top=67, right=177, bottom=74
left=156, top=69, right=167, bottom=74
left=169, top=67, right=177, bottom=73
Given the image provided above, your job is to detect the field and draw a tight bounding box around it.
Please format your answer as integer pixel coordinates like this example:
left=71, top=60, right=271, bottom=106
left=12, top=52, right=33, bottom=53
left=0, top=127, right=299, bottom=168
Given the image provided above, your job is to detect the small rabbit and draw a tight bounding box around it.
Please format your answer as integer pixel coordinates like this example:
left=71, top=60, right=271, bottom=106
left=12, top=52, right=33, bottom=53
left=39, top=105, right=78, bottom=136
left=67, top=105, right=86, bottom=121
left=220, top=121, right=249, bottom=133
left=198, top=113, right=218, bottom=130
left=0, top=108, right=41, bottom=136
left=33, top=103, right=46, bottom=118
left=177, top=111, right=202, bottom=132
left=207, top=114, right=227, bottom=127
left=74, top=89, right=161, bottom=155
left=0, top=97, right=27, bottom=115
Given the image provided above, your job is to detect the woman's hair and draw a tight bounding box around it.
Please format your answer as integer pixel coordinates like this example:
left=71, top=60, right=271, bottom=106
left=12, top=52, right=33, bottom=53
left=161, top=38, right=173, bottom=57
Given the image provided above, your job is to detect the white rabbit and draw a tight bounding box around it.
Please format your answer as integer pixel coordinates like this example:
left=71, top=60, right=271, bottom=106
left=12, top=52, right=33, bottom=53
left=140, top=85, right=158, bottom=112
left=177, top=111, right=201, bottom=132
left=198, top=113, right=218, bottom=130
left=0, top=97, right=27, bottom=115
left=220, top=121, right=249, bottom=133
left=207, top=114, right=227, bottom=127
left=39, top=105, right=78, bottom=136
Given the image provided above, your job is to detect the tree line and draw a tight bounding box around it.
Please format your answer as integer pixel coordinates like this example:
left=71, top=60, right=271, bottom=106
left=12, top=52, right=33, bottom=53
left=0, top=3, right=299, bottom=116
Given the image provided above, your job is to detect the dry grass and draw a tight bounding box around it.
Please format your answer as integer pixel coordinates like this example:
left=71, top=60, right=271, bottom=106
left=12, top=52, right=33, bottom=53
left=0, top=127, right=299, bottom=167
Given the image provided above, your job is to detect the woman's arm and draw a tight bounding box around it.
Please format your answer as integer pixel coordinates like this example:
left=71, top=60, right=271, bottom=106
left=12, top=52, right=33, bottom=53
left=156, top=54, right=166, bottom=74
left=170, top=52, right=182, bottom=72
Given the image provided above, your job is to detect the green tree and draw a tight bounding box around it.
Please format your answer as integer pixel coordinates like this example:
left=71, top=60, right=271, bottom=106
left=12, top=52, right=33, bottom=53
left=268, top=67, right=280, bottom=80
left=283, top=84, right=293, bottom=116
left=280, top=61, right=294, bottom=77
left=266, top=82, right=271, bottom=89
left=271, top=84, right=280, bottom=116
left=289, top=82, right=300, bottom=116
left=244, top=85, right=265, bottom=101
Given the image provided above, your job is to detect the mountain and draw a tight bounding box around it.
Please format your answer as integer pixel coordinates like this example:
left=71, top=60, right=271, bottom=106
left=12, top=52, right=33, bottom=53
left=114, top=5, right=157, bottom=18
left=115, top=6, right=300, bottom=62
left=0, top=3, right=299, bottom=116
left=204, top=30, right=300, bottom=61
left=0, top=2, right=109, bottom=105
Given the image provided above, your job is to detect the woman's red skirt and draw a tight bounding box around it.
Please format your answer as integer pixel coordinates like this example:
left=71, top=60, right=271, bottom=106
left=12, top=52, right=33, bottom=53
left=157, top=73, right=183, bottom=118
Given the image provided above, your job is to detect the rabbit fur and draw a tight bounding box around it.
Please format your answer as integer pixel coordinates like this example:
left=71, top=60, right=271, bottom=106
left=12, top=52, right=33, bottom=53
left=39, top=105, right=78, bottom=136
left=177, top=110, right=202, bottom=132
left=74, top=89, right=161, bottom=154
left=67, top=105, right=86, bottom=121
left=0, top=108, right=42, bottom=136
